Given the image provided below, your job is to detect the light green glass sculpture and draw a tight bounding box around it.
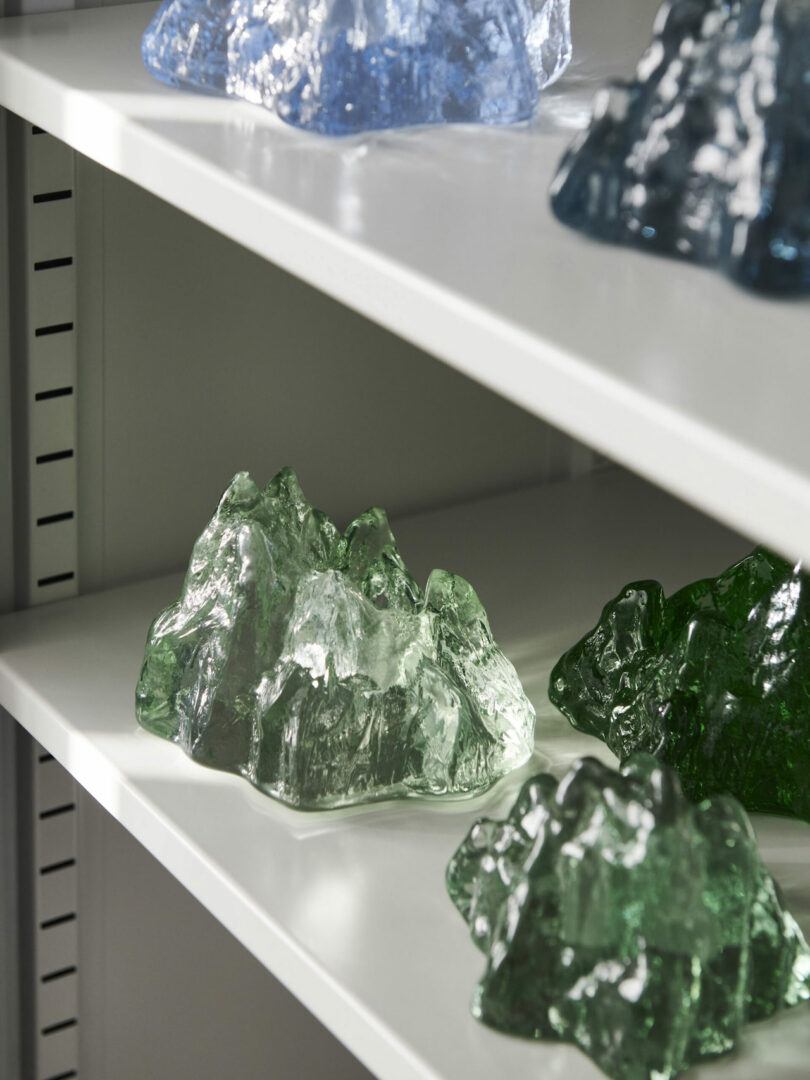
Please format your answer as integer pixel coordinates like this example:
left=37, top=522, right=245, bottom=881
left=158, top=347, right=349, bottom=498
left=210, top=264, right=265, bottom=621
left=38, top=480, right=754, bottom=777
left=447, top=754, right=810, bottom=1080
left=136, top=468, right=535, bottom=809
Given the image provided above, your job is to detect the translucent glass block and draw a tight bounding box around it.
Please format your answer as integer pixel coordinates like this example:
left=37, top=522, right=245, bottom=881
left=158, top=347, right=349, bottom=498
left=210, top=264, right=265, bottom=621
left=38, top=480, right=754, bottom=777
left=447, top=754, right=810, bottom=1080
left=136, top=469, right=536, bottom=809
left=551, top=0, right=810, bottom=294
left=549, top=547, right=810, bottom=821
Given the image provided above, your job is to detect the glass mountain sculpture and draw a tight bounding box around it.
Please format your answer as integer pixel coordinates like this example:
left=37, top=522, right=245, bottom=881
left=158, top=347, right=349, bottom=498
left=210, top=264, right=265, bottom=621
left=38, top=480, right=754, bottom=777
left=549, top=548, right=810, bottom=821
left=446, top=754, right=810, bottom=1080
left=550, top=0, right=810, bottom=294
left=135, top=469, right=535, bottom=810
left=141, top=0, right=571, bottom=134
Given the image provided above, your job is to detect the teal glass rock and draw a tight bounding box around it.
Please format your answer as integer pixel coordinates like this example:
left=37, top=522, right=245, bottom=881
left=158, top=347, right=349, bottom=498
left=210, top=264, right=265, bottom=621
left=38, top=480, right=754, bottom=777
left=136, top=469, right=535, bottom=809
left=446, top=754, right=810, bottom=1080
left=550, top=0, right=810, bottom=293
left=549, top=548, right=810, bottom=821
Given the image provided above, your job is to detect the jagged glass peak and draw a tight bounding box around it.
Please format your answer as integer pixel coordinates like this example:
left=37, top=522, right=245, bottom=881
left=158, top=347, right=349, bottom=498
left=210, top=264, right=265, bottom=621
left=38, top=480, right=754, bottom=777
left=447, top=753, right=810, bottom=1080
left=550, top=0, right=810, bottom=293
left=142, top=0, right=572, bottom=133
left=525, top=0, right=571, bottom=89
left=136, top=469, right=536, bottom=809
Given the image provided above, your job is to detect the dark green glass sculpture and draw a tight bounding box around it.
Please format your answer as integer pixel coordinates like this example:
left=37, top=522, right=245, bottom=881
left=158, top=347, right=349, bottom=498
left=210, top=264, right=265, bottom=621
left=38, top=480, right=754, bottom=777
left=549, top=548, right=810, bottom=821
left=136, top=469, right=535, bottom=809
left=447, top=754, right=810, bottom=1080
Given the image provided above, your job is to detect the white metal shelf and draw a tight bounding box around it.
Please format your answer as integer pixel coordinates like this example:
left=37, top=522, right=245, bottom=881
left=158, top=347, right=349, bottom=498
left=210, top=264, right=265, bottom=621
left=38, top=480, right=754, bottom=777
left=1, top=2, right=810, bottom=563
left=1, top=469, right=808, bottom=1080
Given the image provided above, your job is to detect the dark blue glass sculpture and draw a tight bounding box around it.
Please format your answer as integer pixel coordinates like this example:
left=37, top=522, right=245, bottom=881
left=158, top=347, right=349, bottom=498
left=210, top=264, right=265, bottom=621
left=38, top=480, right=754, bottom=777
left=550, top=0, right=810, bottom=294
left=142, top=0, right=571, bottom=135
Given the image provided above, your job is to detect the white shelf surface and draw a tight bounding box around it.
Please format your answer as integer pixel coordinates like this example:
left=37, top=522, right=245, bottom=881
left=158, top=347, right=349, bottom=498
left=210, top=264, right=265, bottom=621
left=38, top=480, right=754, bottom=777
left=1, top=470, right=809, bottom=1080
left=2, top=1, right=810, bottom=563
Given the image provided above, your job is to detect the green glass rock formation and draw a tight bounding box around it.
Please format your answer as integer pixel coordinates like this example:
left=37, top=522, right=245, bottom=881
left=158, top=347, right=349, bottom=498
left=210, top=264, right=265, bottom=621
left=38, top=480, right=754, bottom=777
left=446, top=754, right=810, bottom=1080
left=548, top=548, right=810, bottom=821
left=136, top=468, right=535, bottom=809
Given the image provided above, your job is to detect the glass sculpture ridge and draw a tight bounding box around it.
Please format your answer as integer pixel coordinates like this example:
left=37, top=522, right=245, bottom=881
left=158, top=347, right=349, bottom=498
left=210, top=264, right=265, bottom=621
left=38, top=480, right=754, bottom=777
left=141, top=0, right=571, bottom=134
left=446, top=754, right=810, bottom=1080
left=549, top=548, right=810, bottom=821
left=550, top=0, right=810, bottom=294
left=135, top=469, right=536, bottom=810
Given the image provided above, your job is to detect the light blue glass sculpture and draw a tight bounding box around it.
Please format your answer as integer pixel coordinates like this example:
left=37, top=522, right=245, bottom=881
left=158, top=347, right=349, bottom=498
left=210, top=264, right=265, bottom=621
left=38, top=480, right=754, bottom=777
left=142, top=0, right=571, bottom=134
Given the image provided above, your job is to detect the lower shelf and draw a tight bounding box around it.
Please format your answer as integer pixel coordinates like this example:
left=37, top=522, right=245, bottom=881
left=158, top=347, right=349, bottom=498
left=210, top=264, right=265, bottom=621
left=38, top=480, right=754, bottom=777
left=1, top=468, right=808, bottom=1080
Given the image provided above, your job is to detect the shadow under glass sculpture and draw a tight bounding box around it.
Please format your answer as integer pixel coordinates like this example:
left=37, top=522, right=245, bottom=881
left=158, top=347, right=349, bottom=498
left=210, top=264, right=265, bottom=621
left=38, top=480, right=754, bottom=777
left=549, top=548, right=810, bottom=822
left=135, top=469, right=536, bottom=810
left=550, top=0, right=810, bottom=294
left=446, top=753, right=810, bottom=1080
left=141, top=0, right=571, bottom=134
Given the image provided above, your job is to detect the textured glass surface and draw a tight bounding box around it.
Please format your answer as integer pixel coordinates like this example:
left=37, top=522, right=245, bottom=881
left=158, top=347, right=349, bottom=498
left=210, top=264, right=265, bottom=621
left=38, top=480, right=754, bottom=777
left=136, top=469, right=535, bottom=810
left=142, top=0, right=571, bottom=134
left=549, top=548, right=810, bottom=821
left=550, top=0, right=810, bottom=294
left=447, top=754, right=810, bottom=1080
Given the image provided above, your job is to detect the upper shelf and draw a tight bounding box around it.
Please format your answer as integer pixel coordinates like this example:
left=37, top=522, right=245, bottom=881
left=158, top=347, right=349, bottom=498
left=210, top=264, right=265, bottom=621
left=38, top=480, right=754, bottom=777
left=1, top=468, right=808, bottom=1080
left=2, top=1, right=810, bottom=562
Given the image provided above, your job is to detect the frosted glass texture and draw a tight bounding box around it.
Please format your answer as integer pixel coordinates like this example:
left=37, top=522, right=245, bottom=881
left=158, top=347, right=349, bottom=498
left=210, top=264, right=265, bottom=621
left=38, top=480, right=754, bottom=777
left=142, top=0, right=571, bottom=134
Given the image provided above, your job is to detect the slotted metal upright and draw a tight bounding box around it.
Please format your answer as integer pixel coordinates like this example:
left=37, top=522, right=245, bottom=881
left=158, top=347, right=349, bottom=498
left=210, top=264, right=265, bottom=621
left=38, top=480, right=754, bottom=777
left=3, top=6, right=80, bottom=1075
